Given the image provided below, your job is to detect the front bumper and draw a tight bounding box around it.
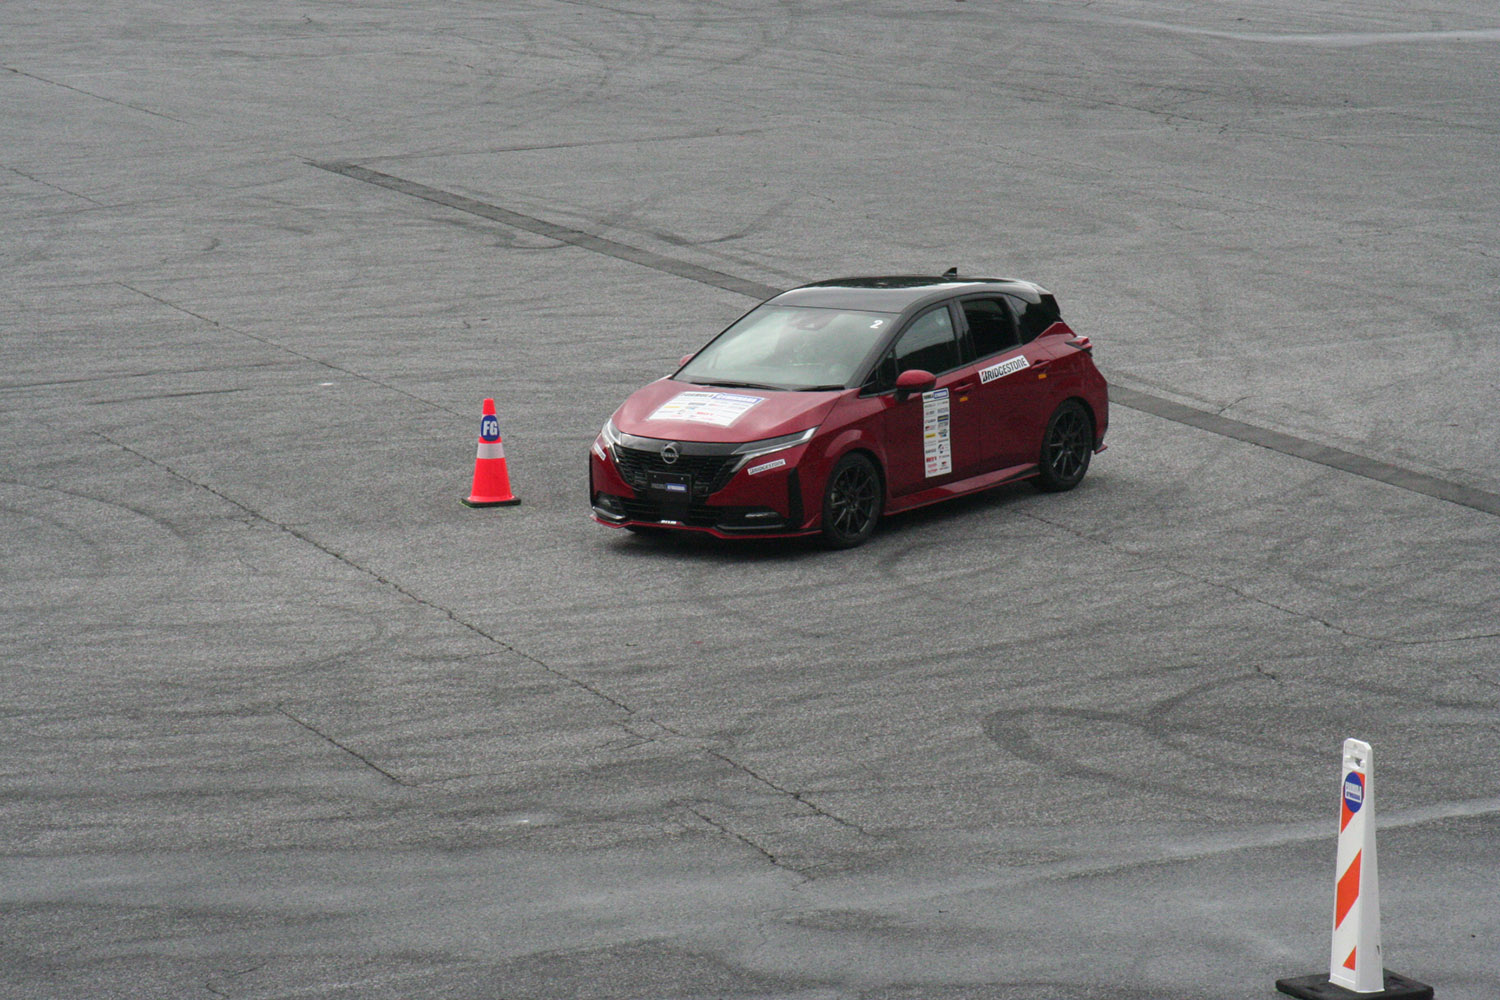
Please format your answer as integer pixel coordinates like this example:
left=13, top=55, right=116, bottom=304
left=589, top=440, right=812, bottom=538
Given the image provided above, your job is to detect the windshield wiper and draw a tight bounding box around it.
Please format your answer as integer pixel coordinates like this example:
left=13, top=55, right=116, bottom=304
left=795, top=384, right=846, bottom=392
left=693, top=379, right=784, bottom=391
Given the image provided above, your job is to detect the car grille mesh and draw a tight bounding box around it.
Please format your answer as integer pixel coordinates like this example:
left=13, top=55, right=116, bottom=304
left=613, top=446, right=738, bottom=499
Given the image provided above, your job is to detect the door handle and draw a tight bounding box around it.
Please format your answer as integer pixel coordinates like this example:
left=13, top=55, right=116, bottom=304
left=953, top=382, right=977, bottom=393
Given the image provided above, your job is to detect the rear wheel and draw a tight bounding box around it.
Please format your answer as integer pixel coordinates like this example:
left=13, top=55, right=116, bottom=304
left=820, top=452, right=881, bottom=548
left=1035, top=400, right=1093, bottom=492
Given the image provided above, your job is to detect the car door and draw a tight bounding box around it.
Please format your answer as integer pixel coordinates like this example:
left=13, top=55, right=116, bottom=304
left=957, top=295, right=1055, bottom=470
left=873, top=301, right=987, bottom=497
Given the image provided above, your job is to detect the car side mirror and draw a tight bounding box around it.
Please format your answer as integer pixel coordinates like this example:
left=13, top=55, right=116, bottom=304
left=894, top=368, right=936, bottom=400
left=679, top=354, right=695, bottom=368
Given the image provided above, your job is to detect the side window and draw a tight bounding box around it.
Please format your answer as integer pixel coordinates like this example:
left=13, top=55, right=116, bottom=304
left=869, top=351, right=898, bottom=392
left=892, top=305, right=957, bottom=375
left=961, top=297, right=1020, bottom=359
left=1006, top=293, right=1063, bottom=344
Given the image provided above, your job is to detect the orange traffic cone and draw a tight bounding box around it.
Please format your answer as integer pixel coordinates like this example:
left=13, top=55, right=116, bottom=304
left=462, top=398, right=520, bottom=507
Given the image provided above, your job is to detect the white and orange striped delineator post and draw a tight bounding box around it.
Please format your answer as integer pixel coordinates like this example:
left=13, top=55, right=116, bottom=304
left=1276, top=739, right=1432, bottom=1000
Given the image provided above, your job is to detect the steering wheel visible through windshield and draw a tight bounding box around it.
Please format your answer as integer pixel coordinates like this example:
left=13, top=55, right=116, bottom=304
left=676, top=304, right=895, bottom=391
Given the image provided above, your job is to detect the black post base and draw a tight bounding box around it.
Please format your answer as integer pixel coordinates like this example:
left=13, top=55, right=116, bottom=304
left=1276, top=970, right=1433, bottom=1000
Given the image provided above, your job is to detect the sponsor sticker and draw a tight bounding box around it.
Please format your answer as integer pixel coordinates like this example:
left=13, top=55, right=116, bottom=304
left=1343, top=772, right=1364, bottom=814
left=747, top=458, right=788, bottom=475
left=480, top=414, right=501, bottom=441
left=922, top=388, right=952, bottom=477
left=648, top=391, right=764, bottom=427
left=979, top=355, right=1030, bottom=384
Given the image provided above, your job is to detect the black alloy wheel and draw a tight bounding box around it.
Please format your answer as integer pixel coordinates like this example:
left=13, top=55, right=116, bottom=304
left=1035, top=400, right=1093, bottom=492
left=821, top=452, right=881, bottom=548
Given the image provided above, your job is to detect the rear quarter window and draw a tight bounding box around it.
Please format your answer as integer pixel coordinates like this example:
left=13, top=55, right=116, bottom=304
left=1007, top=293, right=1063, bottom=343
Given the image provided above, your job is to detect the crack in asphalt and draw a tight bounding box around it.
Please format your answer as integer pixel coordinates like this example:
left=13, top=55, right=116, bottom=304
left=677, top=800, right=810, bottom=881
left=2, top=64, right=189, bottom=123
left=96, top=428, right=635, bottom=710
left=707, top=750, right=869, bottom=835
left=112, top=280, right=467, bottom=420
left=276, top=704, right=410, bottom=786
left=2, top=162, right=106, bottom=206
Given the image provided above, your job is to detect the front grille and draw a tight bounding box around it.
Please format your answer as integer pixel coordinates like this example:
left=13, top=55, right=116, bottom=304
left=614, top=446, right=738, bottom=499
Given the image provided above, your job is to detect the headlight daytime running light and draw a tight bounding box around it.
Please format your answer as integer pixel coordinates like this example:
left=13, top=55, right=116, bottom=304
left=729, top=427, right=817, bottom=473
left=597, top=418, right=623, bottom=461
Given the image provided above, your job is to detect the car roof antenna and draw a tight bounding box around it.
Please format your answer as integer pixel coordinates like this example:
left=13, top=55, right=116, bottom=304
left=942, top=266, right=959, bottom=279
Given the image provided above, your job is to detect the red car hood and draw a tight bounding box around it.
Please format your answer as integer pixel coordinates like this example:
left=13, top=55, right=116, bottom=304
left=613, top=379, right=842, bottom=443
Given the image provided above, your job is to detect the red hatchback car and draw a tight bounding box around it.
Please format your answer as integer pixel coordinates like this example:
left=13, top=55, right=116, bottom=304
left=590, top=274, right=1108, bottom=547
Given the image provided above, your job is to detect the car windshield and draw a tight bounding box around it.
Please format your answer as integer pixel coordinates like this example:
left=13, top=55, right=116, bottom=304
left=677, top=304, right=895, bottom=391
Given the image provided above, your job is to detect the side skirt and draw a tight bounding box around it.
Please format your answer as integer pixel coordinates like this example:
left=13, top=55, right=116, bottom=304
left=884, top=463, right=1039, bottom=515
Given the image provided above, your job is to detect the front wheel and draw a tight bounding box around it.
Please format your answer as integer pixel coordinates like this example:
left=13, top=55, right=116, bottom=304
left=820, top=452, right=882, bottom=548
left=1035, top=400, right=1093, bottom=492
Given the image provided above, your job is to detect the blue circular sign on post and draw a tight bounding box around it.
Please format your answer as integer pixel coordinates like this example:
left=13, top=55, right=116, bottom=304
left=1343, top=772, right=1364, bottom=813
left=480, top=415, right=500, bottom=442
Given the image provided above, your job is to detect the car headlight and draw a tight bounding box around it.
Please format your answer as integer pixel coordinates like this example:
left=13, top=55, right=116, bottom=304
left=729, top=427, right=817, bottom=473
left=594, top=417, right=622, bottom=461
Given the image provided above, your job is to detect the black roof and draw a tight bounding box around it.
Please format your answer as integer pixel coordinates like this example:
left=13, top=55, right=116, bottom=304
left=770, top=275, right=1050, bottom=313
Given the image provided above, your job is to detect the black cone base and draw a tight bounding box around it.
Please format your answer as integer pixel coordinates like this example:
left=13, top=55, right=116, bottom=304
left=461, top=497, right=521, bottom=507
left=1276, top=970, right=1433, bottom=1000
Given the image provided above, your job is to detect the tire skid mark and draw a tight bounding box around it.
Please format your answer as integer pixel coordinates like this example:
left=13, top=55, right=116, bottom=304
left=985, top=674, right=1500, bottom=812
left=96, top=428, right=636, bottom=719
left=1020, top=507, right=1495, bottom=647
left=0, top=478, right=197, bottom=551
left=984, top=698, right=1300, bottom=815
left=1109, top=384, right=1500, bottom=517
left=310, top=161, right=780, bottom=300
left=91, top=429, right=861, bottom=835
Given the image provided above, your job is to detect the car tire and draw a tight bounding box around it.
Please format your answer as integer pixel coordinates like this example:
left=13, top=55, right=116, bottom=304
left=820, top=452, right=882, bottom=548
left=1035, top=399, right=1093, bottom=492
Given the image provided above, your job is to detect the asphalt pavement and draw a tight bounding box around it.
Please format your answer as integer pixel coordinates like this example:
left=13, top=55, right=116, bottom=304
left=3, top=1, right=1498, bottom=998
